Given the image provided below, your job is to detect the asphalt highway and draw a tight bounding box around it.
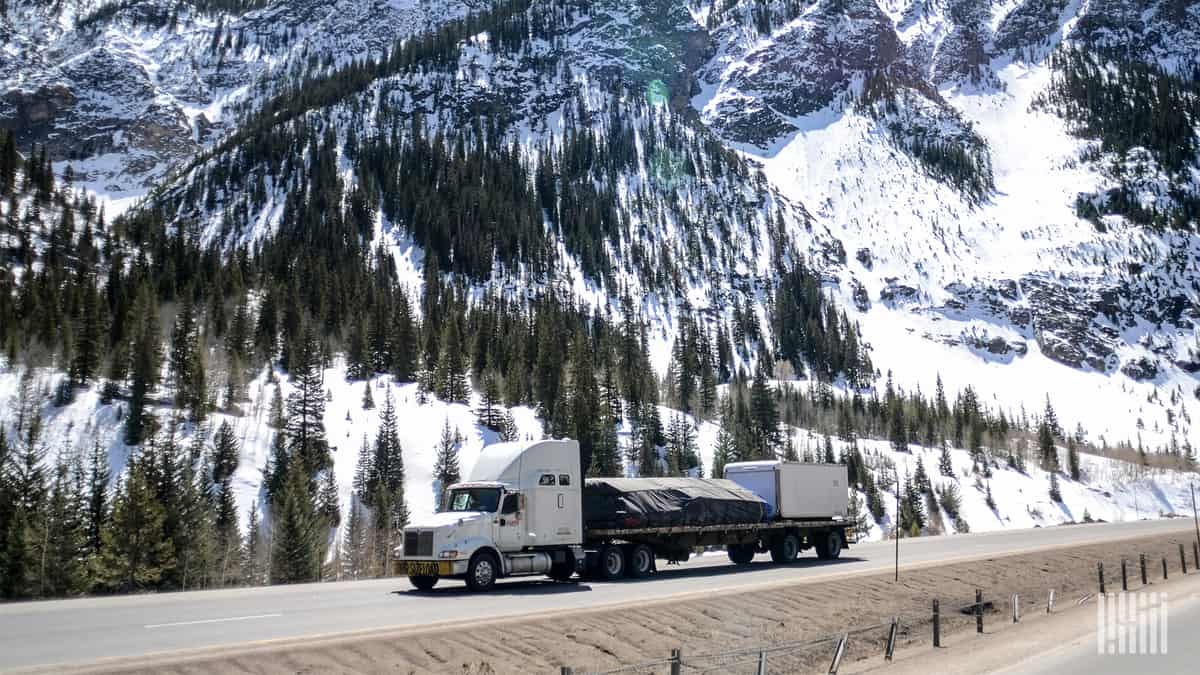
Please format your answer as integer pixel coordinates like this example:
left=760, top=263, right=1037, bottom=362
left=1, top=518, right=1195, bottom=671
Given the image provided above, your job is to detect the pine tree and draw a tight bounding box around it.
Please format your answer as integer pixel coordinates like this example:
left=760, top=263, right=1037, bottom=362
left=342, top=495, right=370, bottom=579
left=269, top=462, right=323, bottom=584
left=433, top=420, right=460, bottom=505
left=913, top=455, right=930, bottom=494
left=1042, top=395, right=1061, bottom=438
left=85, top=441, right=109, bottom=555
left=1037, top=420, right=1058, bottom=472
left=434, top=316, right=468, bottom=403
left=170, top=299, right=208, bottom=422
left=125, top=293, right=162, bottom=446
left=214, top=478, right=240, bottom=585
left=40, top=461, right=89, bottom=596
left=264, top=431, right=289, bottom=501
left=711, top=398, right=738, bottom=478
left=268, top=385, right=284, bottom=428
left=240, top=502, right=265, bottom=586
left=748, top=362, right=779, bottom=459
left=1049, top=472, right=1062, bottom=503
left=318, top=468, right=340, bottom=528
left=285, top=326, right=329, bottom=478
left=588, top=390, right=621, bottom=477
left=345, top=321, right=371, bottom=380
left=938, top=442, right=953, bottom=477
left=476, top=370, right=503, bottom=431
left=391, top=290, right=418, bottom=382
left=70, top=283, right=102, bottom=386
left=565, top=330, right=600, bottom=474
left=1066, top=436, right=1080, bottom=481
left=212, top=421, right=240, bottom=486
left=353, top=434, right=373, bottom=500
left=96, top=457, right=173, bottom=593
left=374, top=387, right=404, bottom=496
left=361, top=381, right=375, bottom=410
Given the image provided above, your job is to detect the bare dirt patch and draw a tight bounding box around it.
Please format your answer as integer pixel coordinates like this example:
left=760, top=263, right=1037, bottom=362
left=81, top=530, right=1199, bottom=674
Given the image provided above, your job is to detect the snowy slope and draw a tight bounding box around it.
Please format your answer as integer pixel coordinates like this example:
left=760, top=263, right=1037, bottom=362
left=694, top=0, right=1200, bottom=451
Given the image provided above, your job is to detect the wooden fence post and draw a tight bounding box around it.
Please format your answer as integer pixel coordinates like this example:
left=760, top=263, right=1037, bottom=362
left=885, top=617, right=898, bottom=661
left=670, top=648, right=681, bottom=675
left=828, top=634, right=848, bottom=675
left=1098, top=562, right=1105, bottom=594
left=1180, top=543, right=1187, bottom=574
left=756, top=650, right=767, bottom=675
left=1141, top=553, right=1148, bottom=585
left=1163, top=557, right=1169, bottom=580
left=976, top=589, right=984, bottom=634
left=1047, top=589, right=1055, bottom=614
left=1121, top=558, right=1128, bottom=591
left=1012, top=594, right=1020, bottom=623
left=560, top=668, right=573, bottom=675
left=933, top=599, right=941, bottom=647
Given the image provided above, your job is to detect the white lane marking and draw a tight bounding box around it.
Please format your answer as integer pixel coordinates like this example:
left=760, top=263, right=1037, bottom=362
left=145, top=613, right=282, bottom=629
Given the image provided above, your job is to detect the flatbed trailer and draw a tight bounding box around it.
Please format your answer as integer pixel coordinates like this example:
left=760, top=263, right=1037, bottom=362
left=582, top=517, right=855, bottom=579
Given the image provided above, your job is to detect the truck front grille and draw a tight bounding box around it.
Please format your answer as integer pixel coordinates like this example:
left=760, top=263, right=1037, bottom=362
left=403, top=529, right=433, bottom=557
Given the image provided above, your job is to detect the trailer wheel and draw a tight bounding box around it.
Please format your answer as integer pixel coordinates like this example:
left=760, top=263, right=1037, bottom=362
left=815, top=531, right=843, bottom=560
left=408, top=575, right=438, bottom=591
left=626, top=544, right=655, bottom=578
left=770, top=533, right=800, bottom=564
left=466, top=551, right=499, bottom=592
left=598, top=544, right=626, bottom=580
left=727, top=544, right=755, bottom=565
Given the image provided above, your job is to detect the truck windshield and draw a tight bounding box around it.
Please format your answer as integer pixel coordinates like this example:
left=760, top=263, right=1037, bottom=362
left=445, top=487, right=501, bottom=513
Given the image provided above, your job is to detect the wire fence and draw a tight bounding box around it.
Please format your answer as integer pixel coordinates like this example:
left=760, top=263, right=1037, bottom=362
left=567, top=619, right=903, bottom=675
left=561, top=536, right=1200, bottom=675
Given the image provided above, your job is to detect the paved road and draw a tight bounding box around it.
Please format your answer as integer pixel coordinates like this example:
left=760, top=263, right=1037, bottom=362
left=1, top=519, right=1194, bottom=671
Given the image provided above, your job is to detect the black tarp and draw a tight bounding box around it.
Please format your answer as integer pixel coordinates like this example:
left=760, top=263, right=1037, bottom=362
left=583, top=477, right=769, bottom=530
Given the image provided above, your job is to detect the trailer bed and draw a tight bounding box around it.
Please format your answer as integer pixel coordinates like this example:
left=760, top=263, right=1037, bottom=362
left=587, top=518, right=852, bottom=539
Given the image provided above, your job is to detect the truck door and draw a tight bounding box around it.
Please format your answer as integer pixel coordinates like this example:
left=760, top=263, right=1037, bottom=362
left=495, top=492, right=523, bottom=552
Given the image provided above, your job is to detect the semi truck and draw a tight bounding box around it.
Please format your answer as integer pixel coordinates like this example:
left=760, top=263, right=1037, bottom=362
left=393, top=439, right=853, bottom=592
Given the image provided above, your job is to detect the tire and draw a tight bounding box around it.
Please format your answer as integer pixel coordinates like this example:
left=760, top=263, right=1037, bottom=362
left=408, top=575, right=438, bottom=591
left=770, top=533, right=800, bottom=564
left=548, top=550, right=576, bottom=582
left=626, top=544, right=655, bottom=578
left=598, top=544, right=626, bottom=580
left=727, top=543, right=755, bottom=565
left=466, top=552, right=499, bottom=592
left=815, top=531, right=843, bottom=560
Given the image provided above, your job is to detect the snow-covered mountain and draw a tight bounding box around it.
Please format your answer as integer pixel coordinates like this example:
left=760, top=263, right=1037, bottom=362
left=2, top=0, right=1198, bottom=546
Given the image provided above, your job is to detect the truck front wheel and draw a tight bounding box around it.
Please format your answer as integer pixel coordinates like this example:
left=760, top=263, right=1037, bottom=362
left=598, top=544, right=626, bottom=580
left=548, top=550, right=576, bottom=582
left=466, top=552, right=499, bottom=592
left=408, top=575, right=438, bottom=591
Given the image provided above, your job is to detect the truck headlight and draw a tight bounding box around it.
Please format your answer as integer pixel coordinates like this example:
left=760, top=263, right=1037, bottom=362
left=439, top=550, right=459, bottom=559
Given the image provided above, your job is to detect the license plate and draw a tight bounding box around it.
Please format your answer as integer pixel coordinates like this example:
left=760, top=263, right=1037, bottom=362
left=404, top=561, right=442, bottom=577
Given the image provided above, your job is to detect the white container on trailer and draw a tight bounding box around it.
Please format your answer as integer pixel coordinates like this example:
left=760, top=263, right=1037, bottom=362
left=724, top=461, right=847, bottom=519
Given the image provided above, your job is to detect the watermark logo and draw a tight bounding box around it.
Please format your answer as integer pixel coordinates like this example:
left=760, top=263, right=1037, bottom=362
left=1097, top=592, right=1168, bottom=655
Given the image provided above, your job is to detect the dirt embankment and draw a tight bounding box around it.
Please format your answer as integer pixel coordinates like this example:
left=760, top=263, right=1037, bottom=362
left=89, top=532, right=1197, bottom=674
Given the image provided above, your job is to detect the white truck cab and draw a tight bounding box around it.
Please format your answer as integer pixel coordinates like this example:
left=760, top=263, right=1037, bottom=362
left=395, top=439, right=584, bottom=591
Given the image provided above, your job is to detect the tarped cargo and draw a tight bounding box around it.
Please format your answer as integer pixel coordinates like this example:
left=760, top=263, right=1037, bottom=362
left=583, top=477, right=768, bottom=530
